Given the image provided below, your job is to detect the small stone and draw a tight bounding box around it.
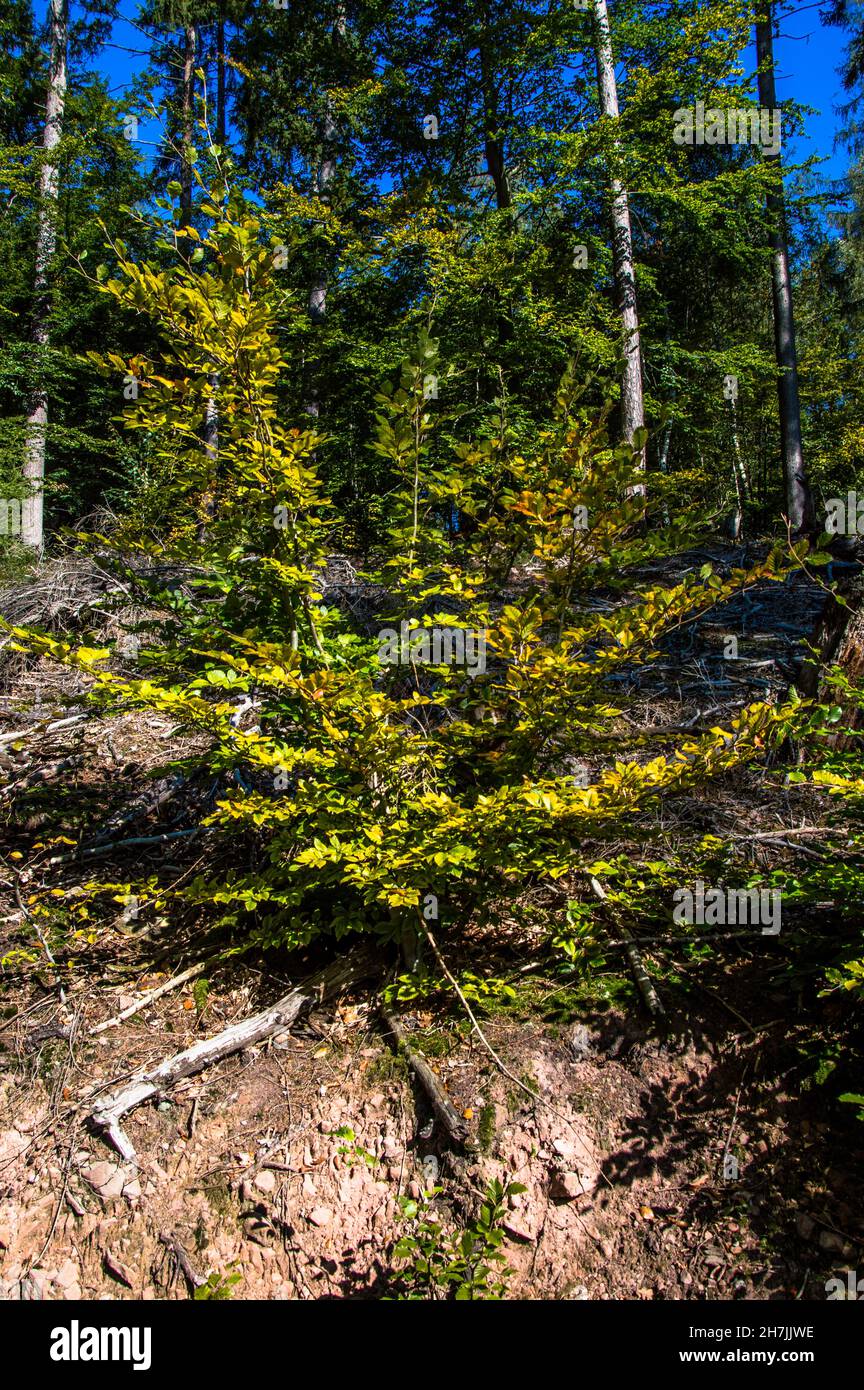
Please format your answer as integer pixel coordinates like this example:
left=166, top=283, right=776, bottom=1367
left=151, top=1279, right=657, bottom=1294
left=503, top=1218, right=535, bottom=1243
left=569, top=1024, right=592, bottom=1059
left=53, top=1258, right=79, bottom=1291
left=818, top=1229, right=851, bottom=1256
left=100, top=1170, right=127, bottom=1199
left=551, top=1170, right=588, bottom=1202
left=796, top=1213, right=817, bottom=1241
left=254, top=1170, right=277, bottom=1195
left=308, top=1206, right=332, bottom=1228
left=80, top=1160, right=115, bottom=1190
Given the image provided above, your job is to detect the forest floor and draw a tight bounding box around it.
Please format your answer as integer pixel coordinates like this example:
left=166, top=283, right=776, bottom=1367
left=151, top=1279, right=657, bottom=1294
left=0, top=543, right=861, bottom=1301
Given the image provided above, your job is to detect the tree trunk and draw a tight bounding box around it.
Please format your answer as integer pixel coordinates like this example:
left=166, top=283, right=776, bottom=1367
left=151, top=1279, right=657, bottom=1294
left=305, top=7, right=345, bottom=421
left=22, top=0, right=69, bottom=550
left=197, top=384, right=219, bottom=541
left=591, top=0, right=645, bottom=467
left=755, top=2, right=814, bottom=535
left=478, top=15, right=511, bottom=213
left=216, top=9, right=226, bottom=148
left=181, top=23, right=196, bottom=227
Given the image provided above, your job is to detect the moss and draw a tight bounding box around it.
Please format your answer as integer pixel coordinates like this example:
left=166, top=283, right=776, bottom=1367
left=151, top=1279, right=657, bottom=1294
left=412, top=1028, right=456, bottom=1059
left=201, top=1177, right=234, bottom=1220
left=477, top=1102, right=496, bottom=1154
left=365, top=1049, right=409, bottom=1083
left=476, top=966, right=635, bottom=1026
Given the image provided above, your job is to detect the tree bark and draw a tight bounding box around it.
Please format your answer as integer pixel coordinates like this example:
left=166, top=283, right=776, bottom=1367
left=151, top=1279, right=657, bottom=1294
left=22, top=0, right=69, bottom=550
left=591, top=0, right=645, bottom=467
left=181, top=22, right=196, bottom=227
left=216, top=8, right=226, bottom=149
left=305, top=6, right=345, bottom=421
left=755, top=2, right=814, bottom=535
left=478, top=11, right=511, bottom=214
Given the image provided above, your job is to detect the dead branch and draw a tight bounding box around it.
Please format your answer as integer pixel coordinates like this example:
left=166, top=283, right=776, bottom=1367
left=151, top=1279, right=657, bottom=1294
left=0, top=713, right=89, bottom=748
left=380, top=1005, right=471, bottom=1151
left=48, top=826, right=205, bottom=866
left=90, top=961, right=209, bottom=1036
left=90, top=944, right=382, bottom=1161
left=590, top=876, right=665, bottom=1017
left=158, top=1232, right=205, bottom=1294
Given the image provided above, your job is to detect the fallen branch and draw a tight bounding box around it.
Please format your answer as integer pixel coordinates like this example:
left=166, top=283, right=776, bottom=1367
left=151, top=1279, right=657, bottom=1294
left=0, top=713, right=89, bottom=748
left=90, top=961, right=209, bottom=1036
left=590, top=876, right=665, bottom=1017
left=158, top=1233, right=205, bottom=1294
left=380, top=1005, right=471, bottom=1151
left=91, top=944, right=382, bottom=1161
left=48, top=826, right=205, bottom=866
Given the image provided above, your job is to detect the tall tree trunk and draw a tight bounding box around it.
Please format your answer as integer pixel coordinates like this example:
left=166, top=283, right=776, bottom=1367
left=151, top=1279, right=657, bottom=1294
left=200, top=18, right=221, bottom=540
left=591, top=0, right=645, bottom=467
left=22, top=0, right=69, bottom=550
left=478, top=14, right=511, bottom=213
left=181, top=23, right=196, bottom=227
left=216, top=9, right=226, bottom=148
left=755, top=2, right=814, bottom=534
left=305, top=6, right=345, bottom=422
left=477, top=13, right=514, bottom=358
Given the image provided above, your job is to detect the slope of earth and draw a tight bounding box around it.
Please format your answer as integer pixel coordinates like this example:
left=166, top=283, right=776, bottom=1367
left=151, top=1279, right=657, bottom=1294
left=0, top=544, right=861, bottom=1300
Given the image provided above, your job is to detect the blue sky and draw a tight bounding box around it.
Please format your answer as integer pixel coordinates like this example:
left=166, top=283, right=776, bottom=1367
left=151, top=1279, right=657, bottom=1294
left=754, top=1, right=852, bottom=185
left=37, top=0, right=856, bottom=192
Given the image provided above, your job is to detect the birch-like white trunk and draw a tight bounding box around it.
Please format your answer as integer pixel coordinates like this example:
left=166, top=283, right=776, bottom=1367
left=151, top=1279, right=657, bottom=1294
left=591, top=0, right=645, bottom=464
left=22, top=0, right=69, bottom=549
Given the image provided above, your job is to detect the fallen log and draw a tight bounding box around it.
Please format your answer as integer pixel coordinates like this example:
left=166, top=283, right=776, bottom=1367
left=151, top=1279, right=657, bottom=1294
left=91, top=943, right=382, bottom=1161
